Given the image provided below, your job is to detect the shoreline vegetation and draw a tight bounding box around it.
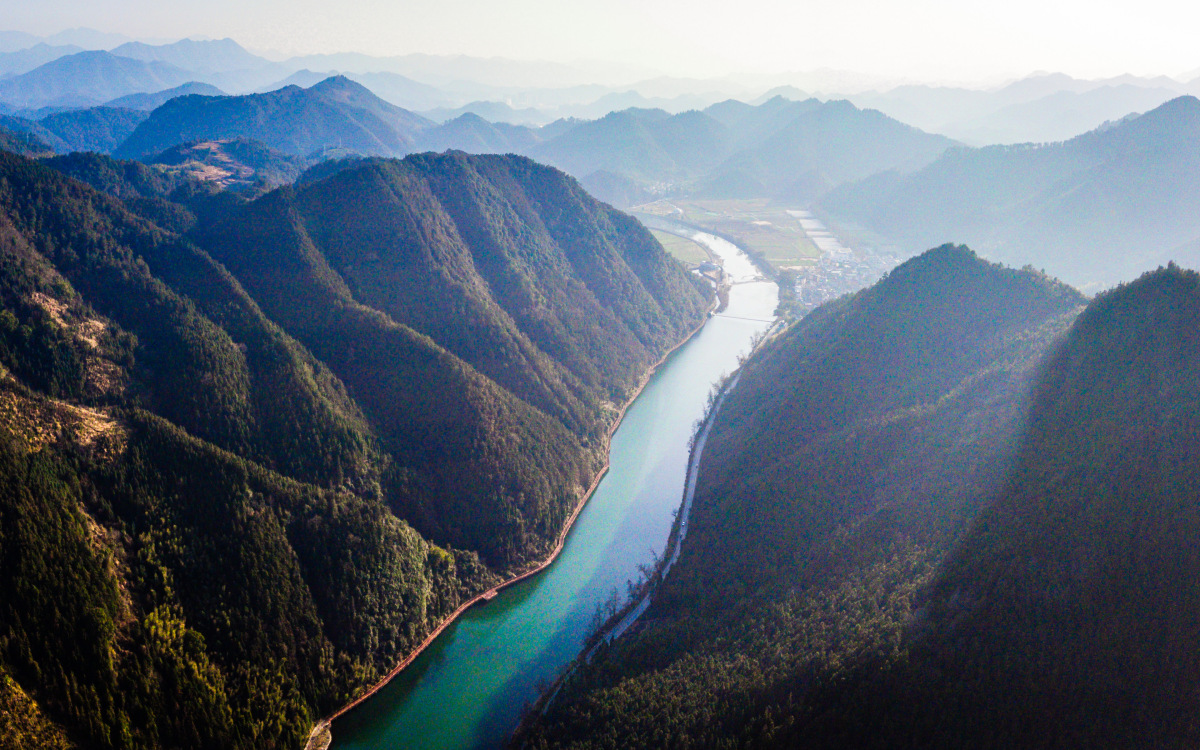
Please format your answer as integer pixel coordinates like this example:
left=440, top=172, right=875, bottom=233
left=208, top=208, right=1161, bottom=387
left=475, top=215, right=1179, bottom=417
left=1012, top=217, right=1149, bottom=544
left=307, top=295, right=720, bottom=750
left=510, top=315, right=786, bottom=744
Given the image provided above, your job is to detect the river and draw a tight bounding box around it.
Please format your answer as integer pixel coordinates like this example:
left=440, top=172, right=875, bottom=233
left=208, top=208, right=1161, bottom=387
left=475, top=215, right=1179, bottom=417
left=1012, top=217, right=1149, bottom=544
left=330, top=232, right=777, bottom=750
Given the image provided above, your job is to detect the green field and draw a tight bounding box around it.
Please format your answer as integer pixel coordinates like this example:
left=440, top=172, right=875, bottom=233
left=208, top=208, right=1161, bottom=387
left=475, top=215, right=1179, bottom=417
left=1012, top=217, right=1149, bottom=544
left=640, top=199, right=820, bottom=271
left=651, top=229, right=711, bottom=266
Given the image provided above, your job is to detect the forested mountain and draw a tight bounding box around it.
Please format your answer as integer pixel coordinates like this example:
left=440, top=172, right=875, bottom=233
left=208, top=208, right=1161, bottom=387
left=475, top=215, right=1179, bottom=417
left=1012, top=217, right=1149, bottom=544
left=114, top=76, right=433, bottom=160
left=0, top=124, right=54, bottom=157
left=521, top=250, right=1200, bottom=748
left=0, top=148, right=709, bottom=748
left=36, top=107, right=148, bottom=153
left=783, top=264, right=1200, bottom=747
left=193, top=152, right=712, bottom=558
left=0, top=51, right=194, bottom=109
left=517, top=246, right=1093, bottom=748
left=823, top=95, right=1200, bottom=290
left=144, top=138, right=304, bottom=193
left=0, top=114, right=71, bottom=153
left=0, top=107, right=148, bottom=154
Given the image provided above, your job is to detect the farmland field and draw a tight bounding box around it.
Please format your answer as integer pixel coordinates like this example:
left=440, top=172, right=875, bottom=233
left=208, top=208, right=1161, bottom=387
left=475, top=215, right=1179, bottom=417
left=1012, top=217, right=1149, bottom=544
left=635, top=199, right=820, bottom=271
left=651, top=229, right=711, bottom=266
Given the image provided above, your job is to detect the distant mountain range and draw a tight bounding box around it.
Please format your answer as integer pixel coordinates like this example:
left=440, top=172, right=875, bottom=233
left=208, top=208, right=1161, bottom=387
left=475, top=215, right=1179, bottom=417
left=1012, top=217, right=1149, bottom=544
left=850, top=71, right=1200, bottom=145
left=2, top=34, right=1199, bottom=292
left=0, top=50, right=194, bottom=108
left=4, top=33, right=1200, bottom=146
left=103, top=81, right=225, bottom=110
left=0, top=43, right=84, bottom=78
left=823, top=95, right=1200, bottom=289
left=114, top=76, right=433, bottom=160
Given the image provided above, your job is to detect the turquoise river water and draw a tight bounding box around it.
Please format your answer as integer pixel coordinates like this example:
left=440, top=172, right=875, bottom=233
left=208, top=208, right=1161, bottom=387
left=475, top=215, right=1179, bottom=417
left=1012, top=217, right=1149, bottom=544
left=331, top=233, right=778, bottom=750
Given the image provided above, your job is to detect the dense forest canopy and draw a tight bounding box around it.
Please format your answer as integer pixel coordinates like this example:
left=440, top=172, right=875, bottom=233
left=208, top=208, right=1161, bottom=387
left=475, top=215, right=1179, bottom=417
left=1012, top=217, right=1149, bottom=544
left=519, top=250, right=1200, bottom=748
left=0, top=146, right=710, bottom=748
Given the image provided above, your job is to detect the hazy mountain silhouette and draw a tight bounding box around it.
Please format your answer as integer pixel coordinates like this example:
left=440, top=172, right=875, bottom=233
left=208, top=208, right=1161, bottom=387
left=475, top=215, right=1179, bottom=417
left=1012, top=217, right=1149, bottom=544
left=823, top=95, right=1200, bottom=289
left=110, top=37, right=268, bottom=74
left=0, top=50, right=194, bottom=109
left=0, top=43, right=83, bottom=78
left=103, top=81, right=225, bottom=110
left=416, top=112, right=541, bottom=153
left=114, top=75, right=434, bottom=159
left=705, top=97, right=956, bottom=200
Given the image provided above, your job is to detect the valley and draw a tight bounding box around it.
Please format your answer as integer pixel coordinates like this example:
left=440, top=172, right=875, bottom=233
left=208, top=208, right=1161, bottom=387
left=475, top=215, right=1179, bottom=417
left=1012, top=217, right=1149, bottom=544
left=328, top=234, right=777, bottom=750
left=2, top=20, right=1200, bottom=750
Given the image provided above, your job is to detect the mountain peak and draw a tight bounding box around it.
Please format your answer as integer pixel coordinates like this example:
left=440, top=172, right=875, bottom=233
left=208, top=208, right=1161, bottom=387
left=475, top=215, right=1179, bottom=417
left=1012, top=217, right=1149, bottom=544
left=308, top=74, right=384, bottom=105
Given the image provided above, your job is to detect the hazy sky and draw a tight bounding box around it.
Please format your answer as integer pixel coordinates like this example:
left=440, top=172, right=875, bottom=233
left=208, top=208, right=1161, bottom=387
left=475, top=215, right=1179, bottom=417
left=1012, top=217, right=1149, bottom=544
left=5, top=0, right=1200, bottom=83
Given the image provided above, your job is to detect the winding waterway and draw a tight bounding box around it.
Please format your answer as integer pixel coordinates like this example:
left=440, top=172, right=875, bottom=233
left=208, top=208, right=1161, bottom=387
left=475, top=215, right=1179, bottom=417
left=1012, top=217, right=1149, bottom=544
left=331, top=232, right=777, bottom=750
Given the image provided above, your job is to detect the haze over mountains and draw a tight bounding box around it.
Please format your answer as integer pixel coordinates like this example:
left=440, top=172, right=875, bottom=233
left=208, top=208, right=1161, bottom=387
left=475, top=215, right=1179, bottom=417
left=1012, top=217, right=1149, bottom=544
left=4, top=20, right=1200, bottom=750
left=823, top=95, right=1200, bottom=289
left=2, top=30, right=1199, bottom=289
left=5, top=32, right=1200, bottom=144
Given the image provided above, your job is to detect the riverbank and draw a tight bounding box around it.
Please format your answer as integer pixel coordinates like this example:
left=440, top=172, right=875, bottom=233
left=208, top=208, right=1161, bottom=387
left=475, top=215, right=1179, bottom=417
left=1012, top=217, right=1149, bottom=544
left=307, top=300, right=719, bottom=749
left=510, top=315, right=786, bottom=741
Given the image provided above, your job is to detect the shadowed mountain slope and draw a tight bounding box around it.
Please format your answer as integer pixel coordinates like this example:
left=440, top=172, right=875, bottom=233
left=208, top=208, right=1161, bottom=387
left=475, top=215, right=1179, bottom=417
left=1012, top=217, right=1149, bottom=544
left=517, top=247, right=1088, bottom=749
left=823, top=95, right=1200, bottom=289
left=521, top=255, right=1200, bottom=749
left=194, top=152, right=712, bottom=559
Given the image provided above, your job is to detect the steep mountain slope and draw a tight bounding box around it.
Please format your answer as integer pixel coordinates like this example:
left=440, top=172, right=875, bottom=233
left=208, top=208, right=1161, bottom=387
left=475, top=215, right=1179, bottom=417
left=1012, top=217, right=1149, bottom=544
left=823, top=95, right=1200, bottom=289
left=885, top=264, right=1200, bottom=741
left=0, top=150, right=468, bottom=749
left=0, top=147, right=709, bottom=749
left=771, top=265, right=1200, bottom=747
left=194, top=152, right=712, bottom=560
left=114, top=76, right=433, bottom=160
left=0, top=51, right=194, bottom=109
left=518, top=247, right=1086, bottom=748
